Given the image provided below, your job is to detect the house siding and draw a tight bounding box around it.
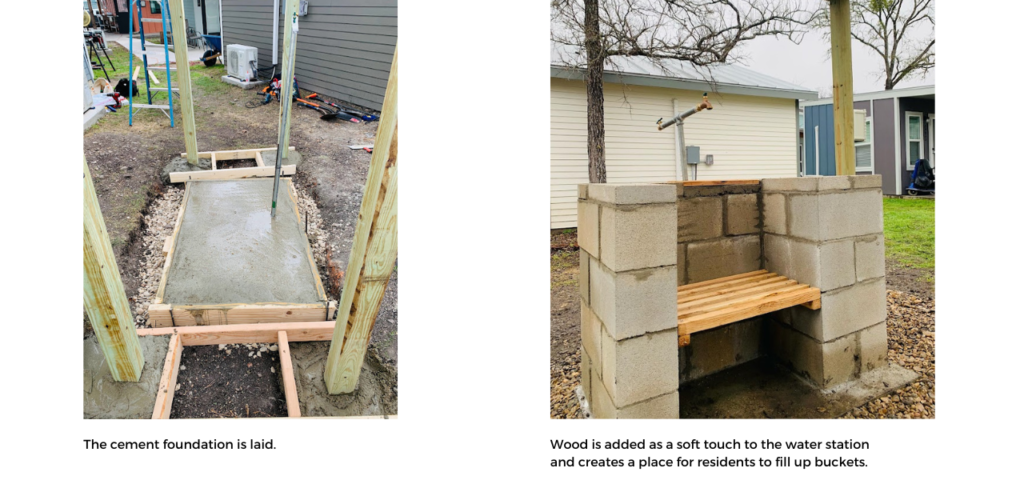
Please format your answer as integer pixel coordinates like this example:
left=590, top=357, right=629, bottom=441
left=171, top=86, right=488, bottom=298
left=870, top=98, right=897, bottom=195
left=804, top=104, right=835, bottom=176
left=551, top=77, right=799, bottom=229
left=898, top=97, right=935, bottom=192
left=221, top=0, right=396, bottom=111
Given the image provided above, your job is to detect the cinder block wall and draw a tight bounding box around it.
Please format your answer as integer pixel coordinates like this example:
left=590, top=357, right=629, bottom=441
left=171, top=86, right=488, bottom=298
left=674, top=182, right=766, bottom=383
left=762, top=176, right=887, bottom=388
left=577, top=184, right=680, bottom=419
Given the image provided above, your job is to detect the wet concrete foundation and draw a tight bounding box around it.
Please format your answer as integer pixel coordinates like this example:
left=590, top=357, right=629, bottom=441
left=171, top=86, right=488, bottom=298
left=287, top=341, right=398, bottom=417
left=83, top=335, right=168, bottom=419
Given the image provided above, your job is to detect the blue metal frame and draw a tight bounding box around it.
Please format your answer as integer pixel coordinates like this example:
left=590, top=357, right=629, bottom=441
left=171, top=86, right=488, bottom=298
left=128, top=1, right=175, bottom=127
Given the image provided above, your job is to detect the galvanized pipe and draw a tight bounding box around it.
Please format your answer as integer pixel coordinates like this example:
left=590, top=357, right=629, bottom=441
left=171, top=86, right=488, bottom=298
left=271, top=12, right=299, bottom=217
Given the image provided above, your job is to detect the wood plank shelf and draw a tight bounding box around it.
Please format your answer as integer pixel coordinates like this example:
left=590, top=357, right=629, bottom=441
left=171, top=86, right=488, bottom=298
left=677, top=270, right=821, bottom=347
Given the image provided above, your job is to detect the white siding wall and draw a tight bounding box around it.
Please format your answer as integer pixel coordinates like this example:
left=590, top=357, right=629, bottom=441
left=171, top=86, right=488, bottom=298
left=550, top=77, right=799, bottom=229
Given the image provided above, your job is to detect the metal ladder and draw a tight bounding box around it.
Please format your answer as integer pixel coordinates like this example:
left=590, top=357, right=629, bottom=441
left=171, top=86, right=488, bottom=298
left=128, top=0, right=175, bottom=126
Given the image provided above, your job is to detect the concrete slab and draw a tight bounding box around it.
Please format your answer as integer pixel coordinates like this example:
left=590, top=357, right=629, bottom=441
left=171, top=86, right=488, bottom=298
left=84, top=107, right=106, bottom=131
left=221, top=75, right=270, bottom=90
left=162, top=178, right=325, bottom=305
left=678, top=358, right=916, bottom=419
left=108, top=33, right=205, bottom=65
left=84, top=335, right=168, bottom=419
left=288, top=341, right=398, bottom=417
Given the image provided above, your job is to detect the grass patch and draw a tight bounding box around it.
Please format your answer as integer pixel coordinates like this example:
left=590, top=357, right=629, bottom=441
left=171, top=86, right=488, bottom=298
left=883, top=198, right=934, bottom=271
left=551, top=249, right=579, bottom=289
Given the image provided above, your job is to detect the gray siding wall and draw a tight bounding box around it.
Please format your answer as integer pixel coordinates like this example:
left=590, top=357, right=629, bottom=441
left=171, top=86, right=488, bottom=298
left=871, top=98, right=897, bottom=195
left=221, top=0, right=396, bottom=111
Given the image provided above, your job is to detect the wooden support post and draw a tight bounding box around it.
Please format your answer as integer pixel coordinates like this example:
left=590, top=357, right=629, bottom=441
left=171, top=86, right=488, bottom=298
left=84, top=157, right=145, bottom=382
left=166, top=0, right=198, bottom=165
left=278, top=0, right=300, bottom=157
left=829, top=0, right=856, bottom=175
left=278, top=331, right=301, bottom=417
left=324, top=49, right=398, bottom=395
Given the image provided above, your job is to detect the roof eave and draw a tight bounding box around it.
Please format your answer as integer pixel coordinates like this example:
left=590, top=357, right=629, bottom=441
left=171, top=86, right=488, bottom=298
left=551, top=66, right=818, bottom=101
left=800, top=85, right=936, bottom=106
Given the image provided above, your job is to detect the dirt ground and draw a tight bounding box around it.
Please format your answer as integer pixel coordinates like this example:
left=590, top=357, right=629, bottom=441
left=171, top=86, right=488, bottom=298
left=171, top=344, right=287, bottom=418
left=84, top=47, right=397, bottom=417
left=549, top=229, right=935, bottom=419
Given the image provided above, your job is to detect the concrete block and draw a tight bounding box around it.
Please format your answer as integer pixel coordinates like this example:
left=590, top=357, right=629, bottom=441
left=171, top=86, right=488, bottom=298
left=768, top=320, right=824, bottom=386
left=852, top=175, right=882, bottom=189
left=601, top=329, right=679, bottom=407
left=858, top=321, right=888, bottom=372
left=589, top=259, right=678, bottom=340
left=577, top=201, right=600, bottom=258
left=581, top=346, right=592, bottom=402
left=726, top=194, right=759, bottom=236
left=578, top=184, right=589, bottom=200
left=788, top=278, right=887, bottom=342
left=788, top=194, right=821, bottom=241
left=818, top=175, right=852, bottom=191
left=762, top=176, right=820, bottom=192
left=677, top=243, right=687, bottom=286
left=677, top=196, right=723, bottom=242
left=681, top=183, right=761, bottom=198
left=763, top=193, right=786, bottom=235
left=821, top=330, right=859, bottom=387
left=591, top=377, right=677, bottom=418
left=679, top=317, right=764, bottom=383
left=819, top=240, right=856, bottom=291
left=817, top=190, right=883, bottom=241
left=580, top=249, right=591, bottom=304
left=580, top=301, right=603, bottom=377
left=855, top=235, right=886, bottom=281
left=600, top=204, right=677, bottom=272
left=686, top=235, right=760, bottom=284
left=589, top=183, right=676, bottom=205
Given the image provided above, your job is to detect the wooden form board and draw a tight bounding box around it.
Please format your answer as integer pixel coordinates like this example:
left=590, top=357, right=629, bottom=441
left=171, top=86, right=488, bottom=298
left=169, top=147, right=297, bottom=183
left=138, top=321, right=395, bottom=419
left=677, top=270, right=821, bottom=347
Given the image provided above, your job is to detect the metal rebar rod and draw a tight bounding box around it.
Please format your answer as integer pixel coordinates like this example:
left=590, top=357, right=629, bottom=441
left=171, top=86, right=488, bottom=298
left=271, top=12, right=299, bottom=218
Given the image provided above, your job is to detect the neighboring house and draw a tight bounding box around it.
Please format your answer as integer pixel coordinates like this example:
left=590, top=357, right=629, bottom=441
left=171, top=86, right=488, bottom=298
left=221, top=0, right=397, bottom=111
left=183, top=0, right=222, bottom=36
left=550, top=53, right=817, bottom=229
left=801, top=85, right=935, bottom=195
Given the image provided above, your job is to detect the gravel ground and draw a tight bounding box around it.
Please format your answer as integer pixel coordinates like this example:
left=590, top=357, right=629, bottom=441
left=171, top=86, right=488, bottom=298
left=841, top=291, right=935, bottom=419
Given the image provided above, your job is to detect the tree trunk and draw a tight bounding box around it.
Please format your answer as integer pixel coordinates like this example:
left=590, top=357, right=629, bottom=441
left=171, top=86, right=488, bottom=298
left=584, top=0, right=606, bottom=183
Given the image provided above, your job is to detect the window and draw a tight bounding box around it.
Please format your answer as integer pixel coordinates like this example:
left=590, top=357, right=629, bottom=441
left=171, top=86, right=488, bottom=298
left=150, top=1, right=161, bottom=15
left=906, top=112, right=923, bottom=170
left=855, top=117, right=873, bottom=172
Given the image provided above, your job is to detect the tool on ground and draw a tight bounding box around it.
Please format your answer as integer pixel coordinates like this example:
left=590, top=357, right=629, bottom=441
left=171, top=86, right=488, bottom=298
left=307, top=93, right=379, bottom=121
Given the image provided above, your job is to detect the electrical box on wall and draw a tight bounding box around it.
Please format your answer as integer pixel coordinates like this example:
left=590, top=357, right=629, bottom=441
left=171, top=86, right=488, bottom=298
left=705, top=154, right=714, bottom=166
left=686, top=146, right=701, bottom=165
left=298, top=1, right=309, bottom=16
left=854, top=109, right=867, bottom=142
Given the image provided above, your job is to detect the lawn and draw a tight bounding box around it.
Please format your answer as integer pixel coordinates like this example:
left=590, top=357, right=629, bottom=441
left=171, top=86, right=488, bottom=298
left=883, top=198, right=935, bottom=271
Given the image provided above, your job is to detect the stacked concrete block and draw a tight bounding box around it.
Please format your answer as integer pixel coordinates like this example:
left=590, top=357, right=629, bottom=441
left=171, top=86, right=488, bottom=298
left=762, top=175, right=887, bottom=388
left=578, top=183, right=679, bottom=418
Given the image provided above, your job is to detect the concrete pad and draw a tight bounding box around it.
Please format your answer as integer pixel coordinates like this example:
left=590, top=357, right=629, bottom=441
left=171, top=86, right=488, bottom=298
left=725, top=194, right=759, bottom=236
left=588, top=183, right=676, bottom=205
left=221, top=75, right=270, bottom=90
left=677, top=196, right=723, bottom=242
left=599, top=203, right=677, bottom=271
left=685, top=235, right=760, bottom=284
left=577, top=201, right=600, bottom=258
left=84, top=107, right=106, bottom=131
left=678, top=357, right=916, bottom=418
left=84, top=335, right=168, bottom=419
left=162, top=179, right=325, bottom=305
left=288, top=341, right=397, bottom=417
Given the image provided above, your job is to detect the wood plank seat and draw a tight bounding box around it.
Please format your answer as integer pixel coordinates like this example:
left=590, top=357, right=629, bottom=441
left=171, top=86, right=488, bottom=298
left=677, top=270, right=821, bottom=347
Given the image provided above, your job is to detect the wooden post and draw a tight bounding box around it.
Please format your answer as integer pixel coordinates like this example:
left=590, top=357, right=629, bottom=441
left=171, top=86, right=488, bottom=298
left=84, top=158, right=145, bottom=382
left=829, top=0, right=855, bottom=175
left=166, top=0, right=198, bottom=165
left=324, top=49, right=398, bottom=395
left=278, top=0, right=300, bottom=156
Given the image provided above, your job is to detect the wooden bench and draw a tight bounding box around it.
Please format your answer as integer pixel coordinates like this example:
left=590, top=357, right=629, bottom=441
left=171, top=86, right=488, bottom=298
left=677, top=270, right=821, bottom=346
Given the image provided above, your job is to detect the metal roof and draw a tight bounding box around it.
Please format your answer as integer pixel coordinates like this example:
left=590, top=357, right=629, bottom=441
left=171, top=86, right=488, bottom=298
left=801, top=85, right=935, bottom=106
left=551, top=43, right=818, bottom=100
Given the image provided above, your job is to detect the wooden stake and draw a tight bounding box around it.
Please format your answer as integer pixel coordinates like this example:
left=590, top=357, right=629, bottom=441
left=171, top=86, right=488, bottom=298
left=152, top=333, right=183, bottom=419
left=84, top=157, right=145, bottom=382
left=278, top=0, right=300, bottom=156
left=166, top=0, right=198, bottom=165
left=830, top=0, right=856, bottom=175
left=324, top=49, right=398, bottom=395
left=278, top=331, right=301, bottom=417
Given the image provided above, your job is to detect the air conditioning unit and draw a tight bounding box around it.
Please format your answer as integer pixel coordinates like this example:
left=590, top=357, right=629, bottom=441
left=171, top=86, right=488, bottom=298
left=225, top=45, right=258, bottom=81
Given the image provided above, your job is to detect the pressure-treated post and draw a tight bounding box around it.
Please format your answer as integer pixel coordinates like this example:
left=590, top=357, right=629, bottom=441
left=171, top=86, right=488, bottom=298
left=278, top=0, right=300, bottom=155
left=324, top=49, right=398, bottom=395
left=829, top=0, right=855, bottom=175
left=84, top=158, right=145, bottom=382
left=166, top=0, right=198, bottom=165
